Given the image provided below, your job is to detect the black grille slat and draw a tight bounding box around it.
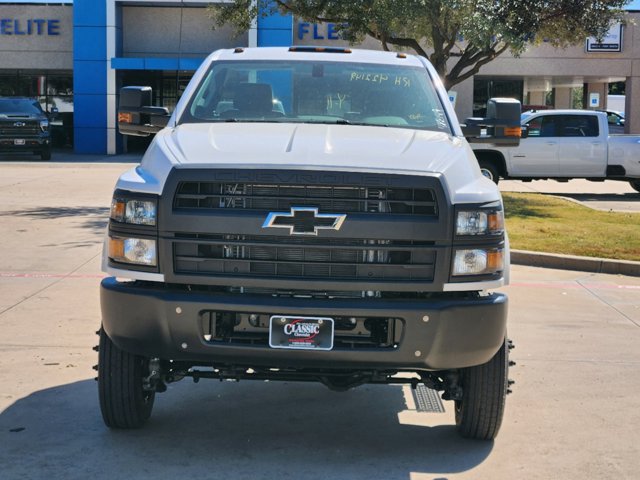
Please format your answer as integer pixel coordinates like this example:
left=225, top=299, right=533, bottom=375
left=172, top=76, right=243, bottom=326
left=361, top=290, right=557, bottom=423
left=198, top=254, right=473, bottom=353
left=173, top=234, right=434, bottom=250
left=0, top=127, right=40, bottom=135
left=173, top=237, right=436, bottom=281
left=174, top=182, right=437, bottom=216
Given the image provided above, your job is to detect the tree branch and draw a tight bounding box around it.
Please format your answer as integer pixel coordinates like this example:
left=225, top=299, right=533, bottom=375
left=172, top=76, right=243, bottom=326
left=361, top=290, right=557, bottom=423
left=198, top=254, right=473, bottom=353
left=446, top=43, right=510, bottom=88
left=371, top=31, right=429, bottom=58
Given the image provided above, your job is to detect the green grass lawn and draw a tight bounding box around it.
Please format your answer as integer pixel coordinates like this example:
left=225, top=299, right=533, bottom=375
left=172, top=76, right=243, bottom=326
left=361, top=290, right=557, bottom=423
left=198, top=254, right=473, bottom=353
left=502, top=192, right=640, bottom=262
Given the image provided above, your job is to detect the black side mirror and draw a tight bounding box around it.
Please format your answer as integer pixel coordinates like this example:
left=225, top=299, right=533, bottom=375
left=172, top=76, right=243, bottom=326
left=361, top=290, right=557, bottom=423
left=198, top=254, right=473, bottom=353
left=118, top=86, right=170, bottom=137
left=462, top=98, right=522, bottom=146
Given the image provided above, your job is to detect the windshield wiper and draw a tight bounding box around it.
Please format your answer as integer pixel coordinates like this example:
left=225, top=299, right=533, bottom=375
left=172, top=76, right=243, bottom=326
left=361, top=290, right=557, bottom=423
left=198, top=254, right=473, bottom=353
left=221, top=118, right=286, bottom=123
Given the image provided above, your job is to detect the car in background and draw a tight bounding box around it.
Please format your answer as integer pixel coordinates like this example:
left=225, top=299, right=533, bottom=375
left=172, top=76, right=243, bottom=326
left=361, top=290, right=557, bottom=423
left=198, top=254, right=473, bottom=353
left=0, top=97, right=53, bottom=160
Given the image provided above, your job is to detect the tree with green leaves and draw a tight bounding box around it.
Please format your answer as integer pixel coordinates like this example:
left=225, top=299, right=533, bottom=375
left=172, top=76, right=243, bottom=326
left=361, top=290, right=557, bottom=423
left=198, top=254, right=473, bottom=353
left=209, top=0, right=629, bottom=89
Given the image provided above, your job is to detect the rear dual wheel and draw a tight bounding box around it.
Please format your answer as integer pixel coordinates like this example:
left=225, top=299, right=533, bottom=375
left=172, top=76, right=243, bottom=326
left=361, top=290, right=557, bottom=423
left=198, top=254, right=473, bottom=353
left=97, top=328, right=155, bottom=428
left=455, top=338, right=508, bottom=440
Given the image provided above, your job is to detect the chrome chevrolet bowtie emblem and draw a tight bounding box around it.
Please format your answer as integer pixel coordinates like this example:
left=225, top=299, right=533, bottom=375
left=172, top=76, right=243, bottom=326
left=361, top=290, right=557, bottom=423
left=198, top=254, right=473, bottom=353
left=262, top=207, right=347, bottom=236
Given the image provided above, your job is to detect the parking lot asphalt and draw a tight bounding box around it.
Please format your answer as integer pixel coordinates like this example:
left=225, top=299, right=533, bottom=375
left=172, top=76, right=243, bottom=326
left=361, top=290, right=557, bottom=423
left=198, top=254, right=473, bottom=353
left=0, top=161, right=639, bottom=479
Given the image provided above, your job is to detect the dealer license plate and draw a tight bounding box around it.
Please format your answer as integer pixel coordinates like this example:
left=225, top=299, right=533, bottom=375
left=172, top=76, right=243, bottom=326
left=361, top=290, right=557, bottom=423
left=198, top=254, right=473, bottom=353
left=269, top=315, right=334, bottom=351
left=14, top=139, right=25, bottom=145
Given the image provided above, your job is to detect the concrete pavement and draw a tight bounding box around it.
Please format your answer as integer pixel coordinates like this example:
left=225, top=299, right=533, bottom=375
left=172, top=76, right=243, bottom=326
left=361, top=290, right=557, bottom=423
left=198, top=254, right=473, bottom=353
left=500, top=178, right=640, bottom=213
left=0, top=162, right=639, bottom=479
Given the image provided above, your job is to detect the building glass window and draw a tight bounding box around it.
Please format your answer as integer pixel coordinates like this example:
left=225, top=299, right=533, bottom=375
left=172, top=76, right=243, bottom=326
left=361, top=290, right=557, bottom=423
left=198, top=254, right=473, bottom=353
left=473, top=78, right=523, bottom=117
left=0, top=71, right=73, bottom=113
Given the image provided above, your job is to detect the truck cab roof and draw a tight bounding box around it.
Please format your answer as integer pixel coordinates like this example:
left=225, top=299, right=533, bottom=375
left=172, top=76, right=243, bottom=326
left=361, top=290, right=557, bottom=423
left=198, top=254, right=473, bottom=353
left=207, top=46, right=427, bottom=67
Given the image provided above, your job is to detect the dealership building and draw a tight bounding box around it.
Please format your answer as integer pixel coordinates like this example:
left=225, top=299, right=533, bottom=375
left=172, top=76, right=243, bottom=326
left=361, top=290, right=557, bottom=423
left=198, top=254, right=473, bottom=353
left=2, top=0, right=640, bottom=155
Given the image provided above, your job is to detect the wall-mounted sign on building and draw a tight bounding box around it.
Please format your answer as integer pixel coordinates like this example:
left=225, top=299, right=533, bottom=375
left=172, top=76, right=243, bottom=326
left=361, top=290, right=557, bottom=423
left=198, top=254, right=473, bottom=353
left=448, top=91, right=457, bottom=109
left=0, top=18, right=61, bottom=35
left=586, top=23, right=623, bottom=53
left=0, top=5, right=72, bottom=71
left=297, top=22, right=344, bottom=41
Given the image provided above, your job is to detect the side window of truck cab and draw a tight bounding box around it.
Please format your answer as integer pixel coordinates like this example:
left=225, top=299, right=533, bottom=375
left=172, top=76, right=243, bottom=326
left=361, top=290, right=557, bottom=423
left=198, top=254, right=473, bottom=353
left=525, top=115, right=558, bottom=137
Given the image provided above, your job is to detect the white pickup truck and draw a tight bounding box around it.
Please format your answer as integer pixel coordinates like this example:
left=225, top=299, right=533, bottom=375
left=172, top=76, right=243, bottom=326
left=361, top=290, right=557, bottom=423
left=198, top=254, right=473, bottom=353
left=472, top=109, right=640, bottom=193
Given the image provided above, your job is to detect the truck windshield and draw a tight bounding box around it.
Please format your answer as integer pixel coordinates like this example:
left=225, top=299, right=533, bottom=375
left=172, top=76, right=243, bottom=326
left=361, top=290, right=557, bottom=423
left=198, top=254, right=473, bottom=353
left=0, top=98, right=44, bottom=115
left=180, top=60, right=451, bottom=133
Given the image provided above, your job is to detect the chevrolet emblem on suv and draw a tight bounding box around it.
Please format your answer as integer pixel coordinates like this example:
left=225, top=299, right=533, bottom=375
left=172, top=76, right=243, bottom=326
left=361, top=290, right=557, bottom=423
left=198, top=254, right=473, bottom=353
left=262, top=207, right=347, bottom=236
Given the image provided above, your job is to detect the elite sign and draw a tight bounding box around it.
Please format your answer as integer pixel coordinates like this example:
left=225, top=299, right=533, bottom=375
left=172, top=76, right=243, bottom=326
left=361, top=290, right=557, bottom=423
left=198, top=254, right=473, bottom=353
left=0, top=18, right=61, bottom=36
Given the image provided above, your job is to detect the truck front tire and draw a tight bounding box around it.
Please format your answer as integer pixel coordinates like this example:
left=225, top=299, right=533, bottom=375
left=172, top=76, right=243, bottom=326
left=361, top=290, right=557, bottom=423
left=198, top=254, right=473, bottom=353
left=479, top=162, right=500, bottom=184
left=40, top=146, right=51, bottom=161
left=454, top=338, right=508, bottom=440
left=98, top=328, right=155, bottom=428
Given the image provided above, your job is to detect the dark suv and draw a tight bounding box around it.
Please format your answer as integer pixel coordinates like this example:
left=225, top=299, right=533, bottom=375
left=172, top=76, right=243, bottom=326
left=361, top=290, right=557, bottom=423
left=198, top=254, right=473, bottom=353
left=0, top=97, right=52, bottom=160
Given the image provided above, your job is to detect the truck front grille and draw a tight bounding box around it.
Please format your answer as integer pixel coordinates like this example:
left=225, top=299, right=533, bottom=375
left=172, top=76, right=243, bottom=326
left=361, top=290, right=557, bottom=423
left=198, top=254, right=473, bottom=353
left=0, top=121, right=40, bottom=136
left=173, top=234, right=436, bottom=282
left=174, top=181, right=438, bottom=216
left=161, top=169, right=449, bottom=291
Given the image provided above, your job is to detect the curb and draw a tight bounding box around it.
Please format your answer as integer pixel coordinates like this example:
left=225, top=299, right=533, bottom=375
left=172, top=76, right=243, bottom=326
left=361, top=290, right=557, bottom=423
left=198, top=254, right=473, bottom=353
left=511, top=250, right=640, bottom=277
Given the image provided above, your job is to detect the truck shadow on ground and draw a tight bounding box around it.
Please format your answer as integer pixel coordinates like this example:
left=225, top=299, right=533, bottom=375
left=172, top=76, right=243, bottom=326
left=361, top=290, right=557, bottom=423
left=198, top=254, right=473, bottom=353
left=0, top=379, right=493, bottom=479
left=0, top=206, right=109, bottom=236
left=0, top=149, right=141, bottom=163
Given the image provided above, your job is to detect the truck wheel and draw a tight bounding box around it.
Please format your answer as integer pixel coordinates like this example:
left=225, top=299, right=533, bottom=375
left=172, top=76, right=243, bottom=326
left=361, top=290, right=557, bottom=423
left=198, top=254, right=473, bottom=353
left=455, top=338, right=508, bottom=440
left=40, top=147, right=51, bottom=161
left=630, top=180, right=640, bottom=193
left=479, top=162, right=499, bottom=184
left=98, top=328, right=155, bottom=428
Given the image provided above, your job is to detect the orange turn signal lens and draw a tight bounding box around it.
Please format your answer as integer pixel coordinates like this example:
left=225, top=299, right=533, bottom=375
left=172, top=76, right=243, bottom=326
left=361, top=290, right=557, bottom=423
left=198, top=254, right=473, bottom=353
left=503, top=127, right=522, bottom=137
left=108, top=237, right=124, bottom=259
left=110, top=199, right=125, bottom=221
left=118, top=112, right=133, bottom=124
left=487, top=249, right=505, bottom=272
left=487, top=211, right=505, bottom=233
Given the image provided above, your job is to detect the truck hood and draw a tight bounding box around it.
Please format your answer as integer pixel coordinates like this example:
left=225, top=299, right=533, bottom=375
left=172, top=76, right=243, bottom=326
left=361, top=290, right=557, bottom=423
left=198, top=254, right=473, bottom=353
left=165, top=122, right=458, bottom=173
left=125, top=123, right=499, bottom=204
left=0, top=113, right=43, bottom=120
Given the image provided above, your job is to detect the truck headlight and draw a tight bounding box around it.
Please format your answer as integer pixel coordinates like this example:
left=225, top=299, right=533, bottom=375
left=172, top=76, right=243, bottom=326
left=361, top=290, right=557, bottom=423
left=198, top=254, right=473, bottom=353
left=452, top=248, right=504, bottom=276
left=40, top=120, right=49, bottom=132
left=109, top=237, right=157, bottom=266
left=111, top=198, right=157, bottom=226
left=456, top=209, right=504, bottom=236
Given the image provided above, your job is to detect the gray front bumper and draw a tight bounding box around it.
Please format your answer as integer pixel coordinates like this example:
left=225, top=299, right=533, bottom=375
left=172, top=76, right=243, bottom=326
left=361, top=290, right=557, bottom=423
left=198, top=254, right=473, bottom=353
left=101, top=278, right=508, bottom=371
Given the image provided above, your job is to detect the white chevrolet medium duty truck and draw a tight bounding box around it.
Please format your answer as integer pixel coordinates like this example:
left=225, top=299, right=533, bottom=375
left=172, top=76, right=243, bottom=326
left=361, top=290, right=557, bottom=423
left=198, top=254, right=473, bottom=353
left=98, top=47, right=522, bottom=440
left=472, top=109, right=640, bottom=192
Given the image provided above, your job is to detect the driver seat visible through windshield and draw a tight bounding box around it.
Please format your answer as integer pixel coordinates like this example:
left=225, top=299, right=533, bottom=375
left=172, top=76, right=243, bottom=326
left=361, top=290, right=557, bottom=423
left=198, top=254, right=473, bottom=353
left=219, top=83, right=283, bottom=118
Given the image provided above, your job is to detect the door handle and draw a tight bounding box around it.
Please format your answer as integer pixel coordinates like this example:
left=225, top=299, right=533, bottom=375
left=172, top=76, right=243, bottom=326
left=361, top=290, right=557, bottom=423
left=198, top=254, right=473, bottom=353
left=546, top=142, right=557, bottom=145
